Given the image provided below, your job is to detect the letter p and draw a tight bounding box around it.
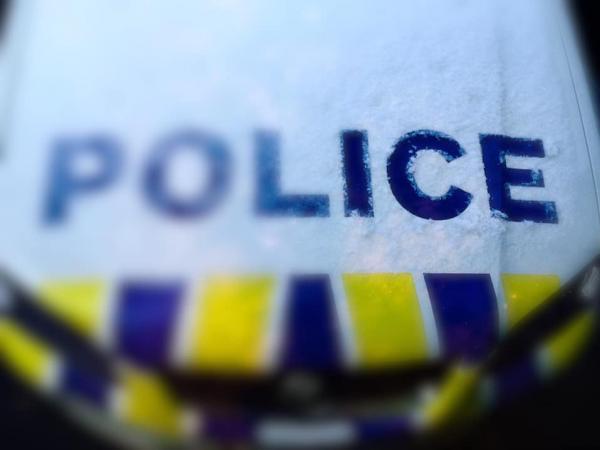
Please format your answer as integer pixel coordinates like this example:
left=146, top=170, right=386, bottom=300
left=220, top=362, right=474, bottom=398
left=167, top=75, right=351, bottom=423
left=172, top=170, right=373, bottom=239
left=43, top=136, right=122, bottom=225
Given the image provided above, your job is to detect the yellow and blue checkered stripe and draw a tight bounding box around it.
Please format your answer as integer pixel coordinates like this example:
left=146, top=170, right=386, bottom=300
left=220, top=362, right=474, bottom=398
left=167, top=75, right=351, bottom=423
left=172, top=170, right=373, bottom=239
left=33, top=272, right=566, bottom=373
left=0, top=271, right=594, bottom=445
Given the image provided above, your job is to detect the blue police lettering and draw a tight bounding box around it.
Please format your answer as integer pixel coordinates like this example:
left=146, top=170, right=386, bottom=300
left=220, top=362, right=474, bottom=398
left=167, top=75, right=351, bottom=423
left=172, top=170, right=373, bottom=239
left=340, top=130, right=373, bottom=217
left=387, top=130, right=473, bottom=220
left=44, top=136, right=122, bottom=224
left=480, top=134, right=558, bottom=223
left=143, top=130, right=231, bottom=219
left=42, top=130, right=558, bottom=225
left=255, top=130, right=330, bottom=217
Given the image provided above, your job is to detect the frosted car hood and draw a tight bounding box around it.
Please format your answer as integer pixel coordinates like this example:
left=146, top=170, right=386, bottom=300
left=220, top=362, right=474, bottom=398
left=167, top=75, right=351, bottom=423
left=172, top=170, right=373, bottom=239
left=0, top=0, right=599, bottom=374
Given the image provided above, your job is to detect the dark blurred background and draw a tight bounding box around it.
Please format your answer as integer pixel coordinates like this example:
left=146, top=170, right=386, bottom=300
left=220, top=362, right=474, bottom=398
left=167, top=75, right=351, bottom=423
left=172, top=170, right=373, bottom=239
left=1, top=1, right=600, bottom=448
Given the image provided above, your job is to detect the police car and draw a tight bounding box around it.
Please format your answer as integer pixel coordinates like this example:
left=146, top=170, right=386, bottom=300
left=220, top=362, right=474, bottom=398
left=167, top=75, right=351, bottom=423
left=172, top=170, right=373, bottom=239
left=1, top=0, right=600, bottom=448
